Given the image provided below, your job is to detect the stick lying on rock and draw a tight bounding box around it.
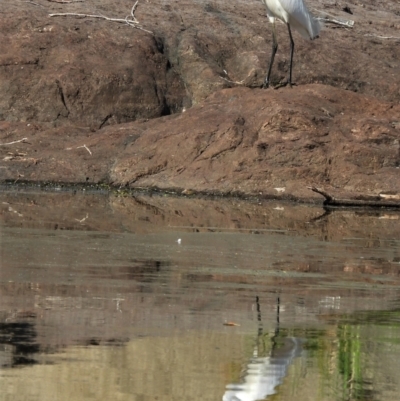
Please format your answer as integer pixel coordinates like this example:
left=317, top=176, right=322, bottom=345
left=49, top=1, right=153, bottom=34
left=308, top=186, right=400, bottom=208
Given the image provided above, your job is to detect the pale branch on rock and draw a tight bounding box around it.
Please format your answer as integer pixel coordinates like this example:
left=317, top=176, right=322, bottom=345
left=130, top=0, right=139, bottom=22
left=312, top=9, right=354, bottom=28
left=0, top=138, right=28, bottom=146
left=45, top=0, right=85, bottom=3
left=219, top=76, right=245, bottom=85
left=76, top=144, right=92, bottom=155
left=308, top=186, right=400, bottom=208
left=75, top=213, right=89, bottom=223
left=49, top=1, right=153, bottom=34
left=315, top=17, right=354, bottom=28
left=24, top=1, right=46, bottom=7
left=364, top=34, right=400, bottom=40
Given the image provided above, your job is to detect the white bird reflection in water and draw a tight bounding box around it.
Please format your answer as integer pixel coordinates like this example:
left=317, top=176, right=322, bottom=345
left=223, top=297, right=303, bottom=401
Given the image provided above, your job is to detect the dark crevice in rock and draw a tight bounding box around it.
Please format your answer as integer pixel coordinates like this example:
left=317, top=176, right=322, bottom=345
left=56, top=80, right=70, bottom=117
left=99, top=114, right=113, bottom=129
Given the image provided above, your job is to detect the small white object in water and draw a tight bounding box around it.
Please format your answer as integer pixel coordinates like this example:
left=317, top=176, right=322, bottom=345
left=177, top=238, right=182, bottom=245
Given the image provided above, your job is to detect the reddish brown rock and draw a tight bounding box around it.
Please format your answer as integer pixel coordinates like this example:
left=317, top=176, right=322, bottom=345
left=1, top=0, right=400, bottom=126
left=1, top=85, right=399, bottom=201
left=0, top=0, right=399, bottom=201
left=110, top=84, right=400, bottom=199
left=0, top=1, right=187, bottom=127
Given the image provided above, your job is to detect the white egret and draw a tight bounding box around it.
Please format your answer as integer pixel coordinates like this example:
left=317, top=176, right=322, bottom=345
left=261, top=0, right=321, bottom=88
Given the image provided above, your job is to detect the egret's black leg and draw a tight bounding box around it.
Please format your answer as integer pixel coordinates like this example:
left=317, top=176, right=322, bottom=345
left=274, top=24, right=295, bottom=89
left=287, top=23, right=295, bottom=87
left=264, top=23, right=278, bottom=88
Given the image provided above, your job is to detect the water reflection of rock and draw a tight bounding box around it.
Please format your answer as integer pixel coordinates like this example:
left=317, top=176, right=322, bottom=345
left=0, top=322, right=39, bottom=367
left=1, top=191, right=400, bottom=243
left=1, top=191, right=399, bottom=280
left=92, top=259, right=167, bottom=284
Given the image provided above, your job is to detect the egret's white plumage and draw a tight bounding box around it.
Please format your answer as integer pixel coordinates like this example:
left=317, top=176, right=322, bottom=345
left=261, top=0, right=321, bottom=87
left=263, top=0, right=320, bottom=39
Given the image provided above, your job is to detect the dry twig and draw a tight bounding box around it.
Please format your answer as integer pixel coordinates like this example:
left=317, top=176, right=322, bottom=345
left=24, top=0, right=46, bottom=7
left=312, top=8, right=354, bottom=28
left=75, top=213, right=89, bottom=223
left=0, top=138, right=28, bottom=146
left=364, top=34, right=400, bottom=40
left=46, top=0, right=85, bottom=3
left=316, top=16, right=354, bottom=28
left=49, top=1, right=153, bottom=34
left=308, top=186, right=400, bottom=208
left=76, top=144, right=92, bottom=155
left=219, top=76, right=245, bottom=85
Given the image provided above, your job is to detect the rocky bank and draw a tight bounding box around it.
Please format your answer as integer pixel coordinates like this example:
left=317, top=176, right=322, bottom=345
left=0, top=0, right=399, bottom=202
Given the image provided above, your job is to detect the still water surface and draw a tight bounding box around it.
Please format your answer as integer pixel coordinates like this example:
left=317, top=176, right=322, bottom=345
left=1, top=189, right=400, bottom=401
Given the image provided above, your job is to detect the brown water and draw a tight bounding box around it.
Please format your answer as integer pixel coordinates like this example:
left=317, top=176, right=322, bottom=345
left=1, top=189, right=400, bottom=401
